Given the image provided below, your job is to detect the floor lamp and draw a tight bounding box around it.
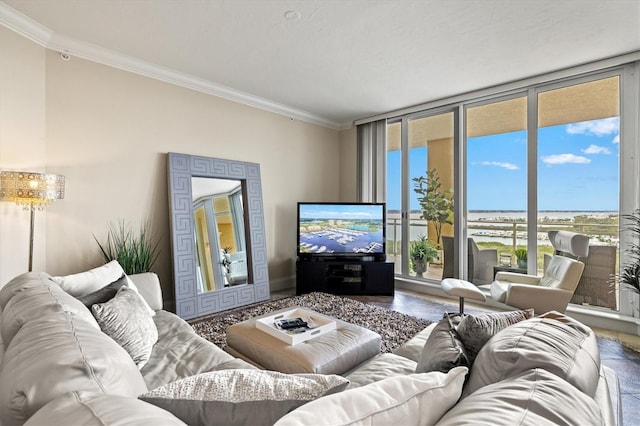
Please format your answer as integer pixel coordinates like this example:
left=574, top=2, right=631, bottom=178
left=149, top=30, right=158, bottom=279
left=0, top=171, right=65, bottom=271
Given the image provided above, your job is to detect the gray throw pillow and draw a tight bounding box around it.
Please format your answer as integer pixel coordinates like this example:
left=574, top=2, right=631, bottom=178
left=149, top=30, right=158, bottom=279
left=139, top=369, right=350, bottom=426
left=416, top=313, right=469, bottom=374
left=92, top=286, right=158, bottom=369
left=456, top=309, right=534, bottom=364
left=76, top=274, right=128, bottom=308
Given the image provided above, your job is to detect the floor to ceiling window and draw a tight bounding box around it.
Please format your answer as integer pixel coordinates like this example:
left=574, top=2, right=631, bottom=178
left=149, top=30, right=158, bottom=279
left=536, top=75, right=620, bottom=310
left=465, top=96, right=528, bottom=285
left=386, top=111, right=455, bottom=280
left=373, top=60, right=637, bottom=319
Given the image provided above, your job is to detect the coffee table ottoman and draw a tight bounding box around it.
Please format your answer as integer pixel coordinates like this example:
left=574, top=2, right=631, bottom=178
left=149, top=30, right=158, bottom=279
left=225, top=307, right=382, bottom=375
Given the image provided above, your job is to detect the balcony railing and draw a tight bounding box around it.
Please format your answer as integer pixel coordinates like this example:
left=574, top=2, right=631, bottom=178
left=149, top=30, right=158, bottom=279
left=386, top=217, right=619, bottom=256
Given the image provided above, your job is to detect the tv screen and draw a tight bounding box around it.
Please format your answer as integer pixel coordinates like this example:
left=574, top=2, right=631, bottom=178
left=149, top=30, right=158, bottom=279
left=297, top=202, right=386, bottom=260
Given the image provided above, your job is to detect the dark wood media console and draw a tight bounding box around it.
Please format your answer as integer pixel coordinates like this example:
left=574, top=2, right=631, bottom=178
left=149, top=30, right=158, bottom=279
left=296, top=259, right=394, bottom=296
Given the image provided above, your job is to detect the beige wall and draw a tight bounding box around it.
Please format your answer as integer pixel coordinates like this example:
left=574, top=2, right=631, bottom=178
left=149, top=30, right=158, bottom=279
left=0, top=27, right=47, bottom=283
left=0, top=30, right=344, bottom=307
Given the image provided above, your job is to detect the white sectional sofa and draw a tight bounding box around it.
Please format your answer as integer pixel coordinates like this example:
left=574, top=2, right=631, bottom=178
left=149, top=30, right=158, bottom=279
left=0, top=267, right=622, bottom=425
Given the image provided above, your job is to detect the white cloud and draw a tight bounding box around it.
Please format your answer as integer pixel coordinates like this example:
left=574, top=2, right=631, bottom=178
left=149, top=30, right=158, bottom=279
left=612, top=135, right=620, bottom=144
left=566, top=117, right=619, bottom=136
left=541, top=154, right=591, bottom=165
left=582, top=144, right=611, bottom=155
left=480, top=161, right=518, bottom=170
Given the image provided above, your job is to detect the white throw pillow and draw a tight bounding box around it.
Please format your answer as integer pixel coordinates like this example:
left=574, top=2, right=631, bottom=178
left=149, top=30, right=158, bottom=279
left=275, top=366, right=468, bottom=426
left=92, top=287, right=158, bottom=369
left=140, top=369, right=350, bottom=426
left=52, top=260, right=155, bottom=316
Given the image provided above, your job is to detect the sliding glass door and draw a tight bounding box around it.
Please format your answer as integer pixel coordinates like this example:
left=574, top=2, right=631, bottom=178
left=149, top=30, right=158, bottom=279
left=381, top=67, right=629, bottom=315
left=386, top=110, right=456, bottom=280
left=537, top=75, right=620, bottom=310
left=465, top=96, right=528, bottom=285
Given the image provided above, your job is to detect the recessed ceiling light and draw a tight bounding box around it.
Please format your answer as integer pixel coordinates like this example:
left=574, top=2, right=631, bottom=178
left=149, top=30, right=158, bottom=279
left=284, top=10, right=301, bottom=20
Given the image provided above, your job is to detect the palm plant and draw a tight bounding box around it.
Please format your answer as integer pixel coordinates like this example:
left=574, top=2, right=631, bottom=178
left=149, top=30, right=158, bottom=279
left=412, top=169, right=453, bottom=249
left=94, top=220, right=161, bottom=275
left=618, top=209, right=640, bottom=295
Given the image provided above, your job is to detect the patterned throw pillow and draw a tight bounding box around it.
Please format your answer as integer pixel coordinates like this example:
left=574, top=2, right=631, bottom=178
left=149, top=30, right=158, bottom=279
left=92, top=287, right=158, bottom=368
left=416, top=313, right=469, bottom=374
left=139, top=369, right=350, bottom=426
left=456, top=309, right=534, bottom=364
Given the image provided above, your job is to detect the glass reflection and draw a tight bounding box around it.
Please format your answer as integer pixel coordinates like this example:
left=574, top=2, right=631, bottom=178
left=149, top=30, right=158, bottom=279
left=192, top=177, right=247, bottom=293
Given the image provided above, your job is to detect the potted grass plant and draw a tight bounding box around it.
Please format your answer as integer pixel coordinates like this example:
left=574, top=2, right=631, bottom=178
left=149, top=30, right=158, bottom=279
left=94, top=219, right=161, bottom=274
left=514, top=248, right=527, bottom=268
left=410, top=235, right=439, bottom=277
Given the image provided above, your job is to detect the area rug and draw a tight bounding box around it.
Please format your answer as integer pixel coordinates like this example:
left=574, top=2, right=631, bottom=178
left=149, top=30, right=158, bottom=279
left=189, top=292, right=433, bottom=353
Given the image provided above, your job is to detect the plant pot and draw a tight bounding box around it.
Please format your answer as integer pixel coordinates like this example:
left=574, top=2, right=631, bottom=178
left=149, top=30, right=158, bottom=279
left=517, top=259, right=527, bottom=268
left=412, top=259, right=428, bottom=277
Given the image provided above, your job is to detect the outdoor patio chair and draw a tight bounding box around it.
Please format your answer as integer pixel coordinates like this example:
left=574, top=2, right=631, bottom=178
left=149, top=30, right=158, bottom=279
left=442, top=236, right=498, bottom=286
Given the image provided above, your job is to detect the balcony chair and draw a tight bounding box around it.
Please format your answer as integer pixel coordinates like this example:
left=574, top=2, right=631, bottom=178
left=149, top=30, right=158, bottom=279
left=544, top=231, right=617, bottom=309
left=487, top=231, right=588, bottom=314
left=442, top=236, right=498, bottom=286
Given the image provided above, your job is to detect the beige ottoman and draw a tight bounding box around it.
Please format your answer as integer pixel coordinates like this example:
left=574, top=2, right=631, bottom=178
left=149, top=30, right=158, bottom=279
left=225, top=308, right=382, bottom=375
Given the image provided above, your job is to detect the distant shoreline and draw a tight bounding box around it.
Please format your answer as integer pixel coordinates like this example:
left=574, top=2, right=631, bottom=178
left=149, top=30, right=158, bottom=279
left=387, top=210, right=618, bottom=214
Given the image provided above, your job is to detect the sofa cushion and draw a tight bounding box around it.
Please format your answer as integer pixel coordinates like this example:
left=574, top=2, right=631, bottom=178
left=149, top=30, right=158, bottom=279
left=76, top=273, right=128, bottom=308
left=140, top=369, right=349, bottom=426
left=436, top=369, right=602, bottom=425
left=274, top=366, right=468, bottom=426
left=51, top=260, right=154, bottom=316
left=1, top=273, right=99, bottom=348
left=345, top=353, right=418, bottom=389
left=92, top=287, right=158, bottom=368
left=464, top=311, right=601, bottom=397
left=24, top=391, right=186, bottom=426
left=140, top=310, right=255, bottom=390
left=455, top=308, right=534, bottom=364
left=0, top=312, right=148, bottom=425
left=416, top=313, right=468, bottom=374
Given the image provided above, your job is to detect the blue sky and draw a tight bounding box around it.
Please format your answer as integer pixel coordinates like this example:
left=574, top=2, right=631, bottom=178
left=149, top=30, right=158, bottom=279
left=387, top=117, right=620, bottom=211
left=299, top=203, right=384, bottom=220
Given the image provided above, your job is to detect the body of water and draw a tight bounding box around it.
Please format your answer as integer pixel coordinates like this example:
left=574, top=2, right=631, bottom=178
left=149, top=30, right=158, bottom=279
left=386, top=211, right=618, bottom=247
left=299, top=228, right=384, bottom=254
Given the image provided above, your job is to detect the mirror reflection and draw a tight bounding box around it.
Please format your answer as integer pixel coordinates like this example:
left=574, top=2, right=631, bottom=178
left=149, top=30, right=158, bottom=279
left=192, top=177, right=247, bottom=293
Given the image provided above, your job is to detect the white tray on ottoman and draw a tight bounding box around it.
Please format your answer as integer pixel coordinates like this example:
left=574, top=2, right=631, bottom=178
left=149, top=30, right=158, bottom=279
left=256, top=307, right=336, bottom=345
left=225, top=306, right=382, bottom=375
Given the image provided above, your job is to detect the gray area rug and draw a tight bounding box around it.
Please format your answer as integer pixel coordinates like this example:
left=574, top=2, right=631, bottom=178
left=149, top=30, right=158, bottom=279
left=189, top=292, right=433, bottom=353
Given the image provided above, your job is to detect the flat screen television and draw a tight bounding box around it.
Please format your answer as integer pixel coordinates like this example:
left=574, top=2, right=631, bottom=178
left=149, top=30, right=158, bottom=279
left=297, top=202, right=386, bottom=261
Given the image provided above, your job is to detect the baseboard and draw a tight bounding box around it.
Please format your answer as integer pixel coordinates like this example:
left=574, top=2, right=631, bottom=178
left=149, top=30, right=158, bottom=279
left=269, top=275, right=295, bottom=292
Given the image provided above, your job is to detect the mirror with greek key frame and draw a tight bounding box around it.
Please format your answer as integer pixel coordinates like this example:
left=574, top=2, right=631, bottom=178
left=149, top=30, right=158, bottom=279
left=168, top=153, right=270, bottom=320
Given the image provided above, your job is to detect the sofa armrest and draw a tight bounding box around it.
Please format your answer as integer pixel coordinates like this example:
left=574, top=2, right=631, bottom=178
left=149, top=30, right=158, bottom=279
left=129, top=272, right=163, bottom=311
left=595, top=365, right=621, bottom=426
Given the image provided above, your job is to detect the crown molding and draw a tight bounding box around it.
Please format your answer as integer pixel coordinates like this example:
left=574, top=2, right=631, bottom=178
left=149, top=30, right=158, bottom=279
left=0, top=2, right=347, bottom=130
left=0, top=2, right=51, bottom=46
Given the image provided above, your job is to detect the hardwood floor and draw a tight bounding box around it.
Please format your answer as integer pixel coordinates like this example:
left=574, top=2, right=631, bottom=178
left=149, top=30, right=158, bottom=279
left=273, top=288, right=640, bottom=425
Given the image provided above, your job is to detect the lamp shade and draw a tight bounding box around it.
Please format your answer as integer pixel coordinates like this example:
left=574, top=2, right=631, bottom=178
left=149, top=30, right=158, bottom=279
left=0, top=170, right=65, bottom=210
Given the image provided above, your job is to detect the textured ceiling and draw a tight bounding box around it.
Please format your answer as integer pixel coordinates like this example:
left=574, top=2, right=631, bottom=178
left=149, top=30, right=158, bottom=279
left=2, top=0, right=639, bottom=129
